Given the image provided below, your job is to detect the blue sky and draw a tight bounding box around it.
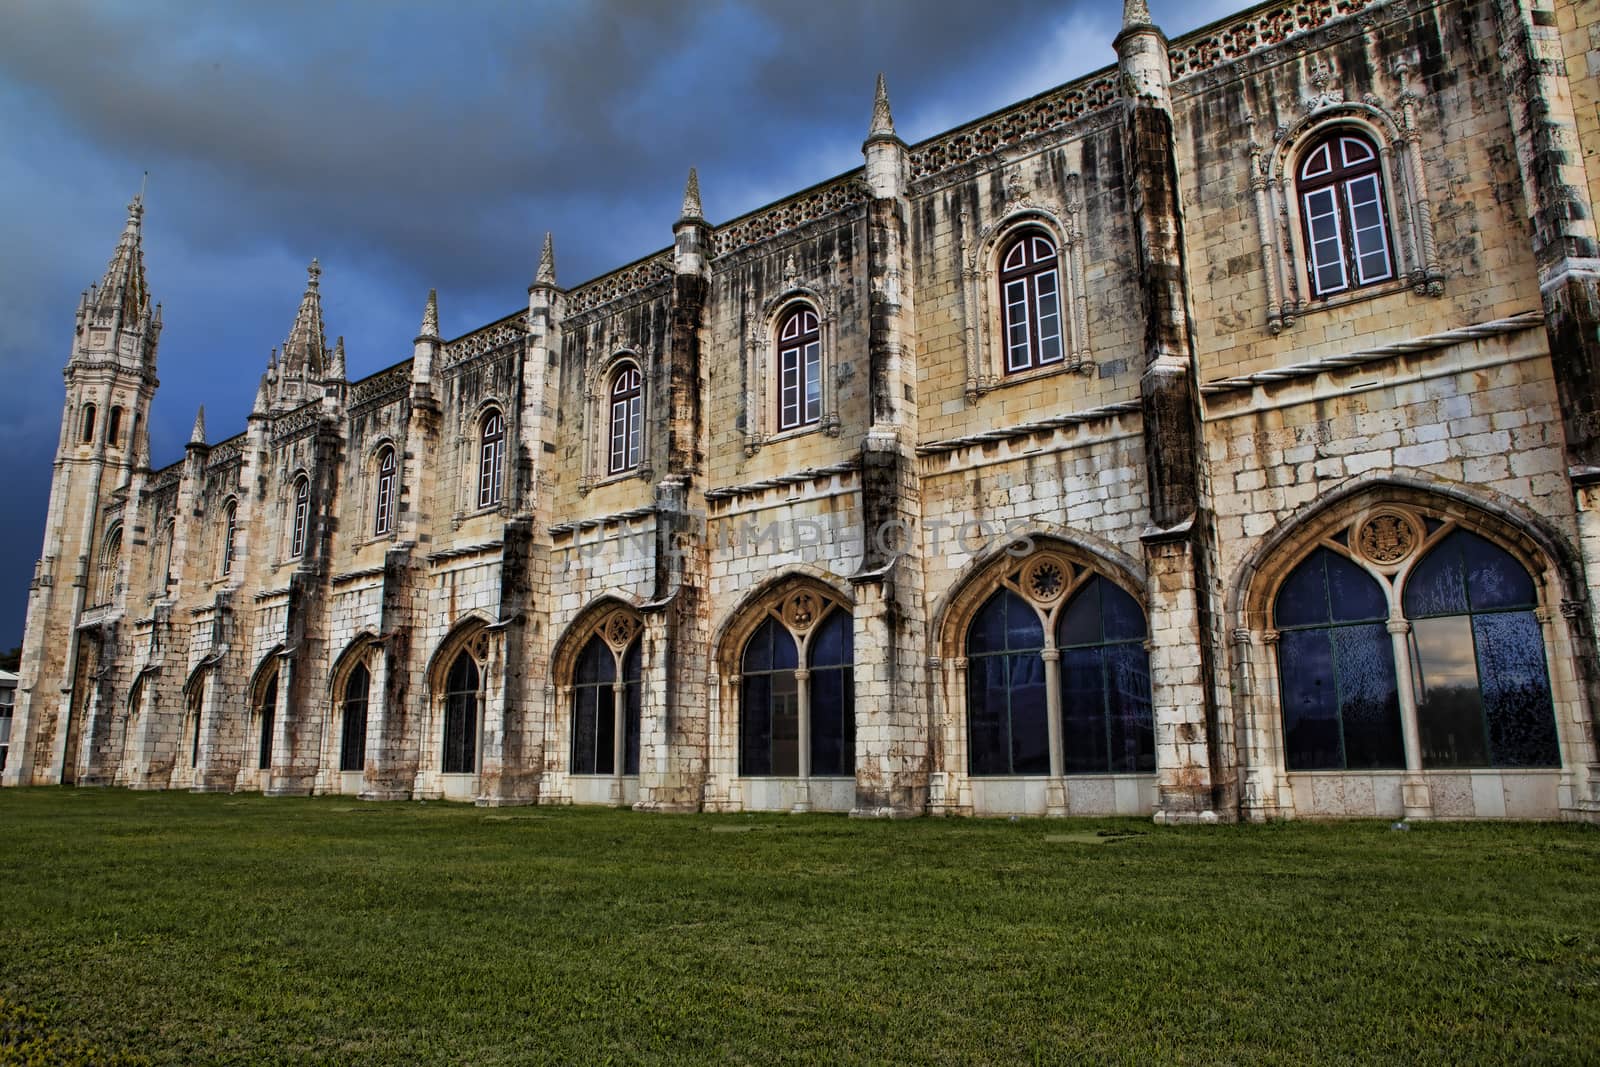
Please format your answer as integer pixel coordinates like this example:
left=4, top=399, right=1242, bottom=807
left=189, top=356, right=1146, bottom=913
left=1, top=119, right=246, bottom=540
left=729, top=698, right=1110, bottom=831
left=0, top=0, right=1237, bottom=650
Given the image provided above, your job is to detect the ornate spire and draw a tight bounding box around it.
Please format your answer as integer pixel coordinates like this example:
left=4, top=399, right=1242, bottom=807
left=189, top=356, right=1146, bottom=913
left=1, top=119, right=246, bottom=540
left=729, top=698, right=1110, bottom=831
left=328, top=336, right=346, bottom=381
left=868, top=73, right=896, bottom=140
left=280, top=259, right=328, bottom=380
left=252, top=372, right=271, bottom=415
left=535, top=233, right=557, bottom=287
left=680, top=167, right=703, bottom=221
left=1123, top=0, right=1152, bottom=27
left=189, top=405, right=206, bottom=446
left=419, top=288, right=440, bottom=337
left=89, top=193, right=150, bottom=325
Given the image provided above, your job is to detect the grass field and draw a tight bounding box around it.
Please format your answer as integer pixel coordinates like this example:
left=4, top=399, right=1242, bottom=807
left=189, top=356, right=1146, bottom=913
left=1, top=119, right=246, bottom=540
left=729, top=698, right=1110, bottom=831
left=0, top=789, right=1596, bottom=1064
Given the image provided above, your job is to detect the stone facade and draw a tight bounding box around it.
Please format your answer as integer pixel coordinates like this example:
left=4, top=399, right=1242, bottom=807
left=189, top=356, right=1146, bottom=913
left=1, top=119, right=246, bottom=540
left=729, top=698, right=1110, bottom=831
left=8, top=0, right=1600, bottom=822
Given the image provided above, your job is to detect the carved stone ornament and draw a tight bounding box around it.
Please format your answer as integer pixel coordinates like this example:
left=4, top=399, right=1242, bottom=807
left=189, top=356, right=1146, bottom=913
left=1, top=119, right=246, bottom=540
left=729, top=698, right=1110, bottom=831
left=783, top=591, right=822, bottom=632
left=470, top=631, right=492, bottom=663
left=602, top=609, right=640, bottom=649
left=1021, top=554, right=1070, bottom=606
left=1355, top=511, right=1419, bottom=566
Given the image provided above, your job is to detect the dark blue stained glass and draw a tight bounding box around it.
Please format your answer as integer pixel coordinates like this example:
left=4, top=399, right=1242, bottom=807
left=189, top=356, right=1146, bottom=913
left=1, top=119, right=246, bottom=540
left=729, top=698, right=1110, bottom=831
left=447, top=650, right=479, bottom=694
left=1278, top=629, right=1343, bottom=769
left=257, top=674, right=277, bottom=771
left=809, top=666, right=855, bottom=776
left=769, top=671, right=800, bottom=776
left=595, top=685, right=618, bottom=774
left=1329, top=624, right=1405, bottom=768
left=1274, top=549, right=1335, bottom=628
left=1105, top=642, right=1156, bottom=772
left=1008, top=653, right=1050, bottom=774
left=809, top=609, right=853, bottom=669
left=571, top=686, right=599, bottom=774
left=575, top=634, right=615, bottom=684
left=443, top=651, right=479, bottom=774
left=623, top=639, right=642, bottom=683
left=340, top=662, right=369, bottom=773
left=1459, top=531, right=1537, bottom=612
left=1100, top=580, right=1147, bottom=642
left=1057, top=579, right=1102, bottom=647
left=967, top=590, right=1010, bottom=656
left=1326, top=551, right=1388, bottom=623
left=1474, top=612, right=1560, bottom=767
left=740, top=673, right=773, bottom=776
left=966, top=654, right=1010, bottom=776
left=623, top=640, right=641, bottom=774
left=1059, top=647, right=1109, bottom=774
left=1403, top=537, right=1470, bottom=619
left=1007, top=590, right=1045, bottom=651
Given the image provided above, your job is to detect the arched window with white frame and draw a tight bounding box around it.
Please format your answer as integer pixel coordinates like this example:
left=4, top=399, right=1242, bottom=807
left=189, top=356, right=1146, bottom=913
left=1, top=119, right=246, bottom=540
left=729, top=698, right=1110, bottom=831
left=776, top=305, right=822, bottom=431
left=1298, top=130, right=1395, bottom=299
left=997, top=228, right=1064, bottom=374
left=373, top=445, right=397, bottom=536
left=220, top=500, right=237, bottom=577
left=289, top=476, right=310, bottom=558
left=607, top=366, right=643, bottom=475
left=478, top=410, right=505, bottom=509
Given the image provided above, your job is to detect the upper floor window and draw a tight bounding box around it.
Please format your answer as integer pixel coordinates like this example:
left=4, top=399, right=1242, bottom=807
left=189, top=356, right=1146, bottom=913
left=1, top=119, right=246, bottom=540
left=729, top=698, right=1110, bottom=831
left=221, top=500, right=237, bottom=577
left=998, top=230, right=1063, bottom=373
left=80, top=404, right=96, bottom=444
left=777, top=305, right=822, bottom=431
left=107, top=406, right=123, bottom=448
left=478, top=411, right=505, bottom=509
left=607, top=366, right=643, bottom=475
left=373, top=446, right=397, bottom=536
left=289, top=477, right=310, bottom=558
left=1298, top=131, right=1394, bottom=299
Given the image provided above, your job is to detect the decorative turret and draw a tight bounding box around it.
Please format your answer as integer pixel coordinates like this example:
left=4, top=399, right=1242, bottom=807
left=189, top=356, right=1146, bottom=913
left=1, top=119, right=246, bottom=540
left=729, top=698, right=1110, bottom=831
left=327, top=336, right=346, bottom=383
left=532, top=233, right=557, bottom=290
left=863, top=75, right=906, bottom=200
left=679, top=167, right=704, bottom=223
left=674, top=169, right=711, bottom=278
left=412, top=289, right=441, bottom=395
left=270, top=260, right=330, bottom=411
left=188, top=405, right=207, bottom=447
left=73, top=193, right=161, bottom=375
left=1116, top=0, right=1170, bottom=106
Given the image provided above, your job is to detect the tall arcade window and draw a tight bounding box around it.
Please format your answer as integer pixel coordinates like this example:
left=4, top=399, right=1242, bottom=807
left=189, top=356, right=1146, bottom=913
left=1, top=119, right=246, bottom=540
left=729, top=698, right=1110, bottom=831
left=340, top=661, right=370, bottom=773
left=607, top=366, right=643, bottom=475
left=442, top=649, right=479, bottom=775
left=81, top=403, right=96, bottom=444
left=570, top=616, right=642, bottom=776
left=373, top=446, right=397, bottom=536
left=95, top=525, right=122, bottom=606
left=1402, top=530, right=1559, bottom=768
left=478, top=410, right=505, bottom=509
left=257, top=670, right=278, bottom=771
left=221, top=500, right=237, bottom=577
left=776, top=305, right=822, bottom=431
left=188, top=683, right=204, bottom=768
left=289, top=477, right=310, bottom=558
left=107, top=406, right=123, bottom=447
left=997, top=229, right=1063, bottom=373
left=1274, top=547, right=1406, bottom=770
left=739, top=589, right=854, bottom=777
left=965, top=555, right=1155, bottom=776
left=1298, top=131, right=1394, bottom=298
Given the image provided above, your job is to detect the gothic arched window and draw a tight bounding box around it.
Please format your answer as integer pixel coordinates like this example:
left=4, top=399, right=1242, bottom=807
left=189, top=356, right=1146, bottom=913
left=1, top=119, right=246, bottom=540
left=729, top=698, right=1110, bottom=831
left=442, top=649, right=480, bottom=775
left=221, top=500, right=237, bottom=577
left=373, top=446, right=397, bottom=536
left=289, top=477, right=310, bottom=558
left=107, top=406, right=123, bottom=448
left=188, top=682, right=204, bottom=768
left=739, top=591, right=854, bottom=777
left=967, top=588, right=1049, bottom=775
left=776, top=305, right=822, bottom=431
left=570, top=623, right=642, bottom=776
left=1298, top=130, right=1394, bottom=298
left=478, top=410, right=505, bottom=509
left=1403, top=530, right=1559, bottom=768
left=1056, top=575, right=1155, bottom=774
left=607, top=366, right=643, bottom=475
left=964, top=554, right=1154, bottom=776
left=81, top=403, right=96, bottom=444
left=340, top=661, right=369, bottom=772
left=997, top=229, right=1063, bottom=373
left=257, top=670, right=277, bottom=771
left=1275, top=547, right=1405, bottom=770
left=95, top=525, right=123, bottom=606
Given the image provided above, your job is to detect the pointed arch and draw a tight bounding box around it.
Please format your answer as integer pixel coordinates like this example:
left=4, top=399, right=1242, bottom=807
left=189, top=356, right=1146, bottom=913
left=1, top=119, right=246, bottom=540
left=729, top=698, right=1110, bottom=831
left=711, top=567, right=855, bottom=674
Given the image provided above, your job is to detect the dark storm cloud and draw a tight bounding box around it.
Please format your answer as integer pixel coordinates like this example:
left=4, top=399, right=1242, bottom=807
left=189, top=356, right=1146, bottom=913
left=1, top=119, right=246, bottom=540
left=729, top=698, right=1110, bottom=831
left=0, top=0, right=1237, bottom=647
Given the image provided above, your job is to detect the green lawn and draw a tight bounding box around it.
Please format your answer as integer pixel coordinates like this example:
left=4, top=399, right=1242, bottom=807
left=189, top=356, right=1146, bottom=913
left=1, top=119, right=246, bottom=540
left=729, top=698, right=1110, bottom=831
left=0, top=790, right=1596, bottom=1065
